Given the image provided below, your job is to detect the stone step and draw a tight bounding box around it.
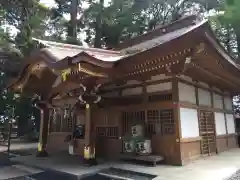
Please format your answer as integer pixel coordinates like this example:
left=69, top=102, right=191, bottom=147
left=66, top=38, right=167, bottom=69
left=98, top=167, right=157, bottom=180
left=97, top=172, right=133, bottom=180
left=12, top=164, right=43, bottom=174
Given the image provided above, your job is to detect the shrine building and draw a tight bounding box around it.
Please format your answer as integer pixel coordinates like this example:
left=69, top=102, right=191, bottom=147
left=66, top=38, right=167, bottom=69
left=8, top=15, right=239, bottom=166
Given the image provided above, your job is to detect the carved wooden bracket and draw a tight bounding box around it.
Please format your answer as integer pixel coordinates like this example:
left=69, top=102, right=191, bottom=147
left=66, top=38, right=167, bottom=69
left=165, top=57, right=192, bottom=77
left=194, top=43, right=205, bottom=54
left=78, top=84, right=102, bottom=104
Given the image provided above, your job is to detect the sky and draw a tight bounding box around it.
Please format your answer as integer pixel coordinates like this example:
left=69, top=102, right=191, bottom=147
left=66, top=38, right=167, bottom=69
left=39, top=0, right=111, bottom=8
left=37, top=0, right=110, bottom=46
left=39, top=0, right=56, bottom=8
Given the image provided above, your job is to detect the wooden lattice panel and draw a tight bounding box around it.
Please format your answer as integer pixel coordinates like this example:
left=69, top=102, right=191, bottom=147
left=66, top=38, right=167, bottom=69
left=96, top=127, right=118, bottom=139
left=199, top=111, right=216, bottom=155
left=148, top=93, right=172, bottom=102
left=122, top=111, right=145, bottom=135
left=147, top=110, right=161, bottom=135
left=67, top=117, right=73, bottom=132
left=121, top=109, right=174, bottom=137
left=160, top=109, right=175, bottom=135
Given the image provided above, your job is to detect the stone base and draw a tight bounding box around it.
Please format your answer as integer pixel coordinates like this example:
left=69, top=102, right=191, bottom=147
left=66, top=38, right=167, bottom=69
left=36, top=150, right=48, bottom=157
left=83, top=158, right=98, bottom=166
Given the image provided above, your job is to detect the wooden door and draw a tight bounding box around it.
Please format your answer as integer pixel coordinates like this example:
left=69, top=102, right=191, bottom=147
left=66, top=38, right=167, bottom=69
left=199, top=111, right=216, bottom=156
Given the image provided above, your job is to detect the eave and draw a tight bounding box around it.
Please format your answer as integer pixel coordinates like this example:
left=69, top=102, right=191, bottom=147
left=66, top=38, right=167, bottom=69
left=8, top=45, right=124, bottom=95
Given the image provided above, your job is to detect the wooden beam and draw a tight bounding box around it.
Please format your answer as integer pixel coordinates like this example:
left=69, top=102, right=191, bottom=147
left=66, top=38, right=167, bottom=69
left=188, top=63, right=237, bottom=91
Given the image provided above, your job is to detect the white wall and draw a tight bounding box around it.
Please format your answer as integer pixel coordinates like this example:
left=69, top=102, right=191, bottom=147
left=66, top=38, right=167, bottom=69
left=146, top=82, right=172, bottom=93
left=224, top=96, right=233, bottom=111
left=214, top=112, right=226, bottom=135
left=226, top=114, right=235, bottom=134
left=213, top=93, right=223, bottom=109
left=198, top=88, right=211, bottom=107
left=178, top=82, right=196, bottom=104
left=180, top=108, right=199, bottom=138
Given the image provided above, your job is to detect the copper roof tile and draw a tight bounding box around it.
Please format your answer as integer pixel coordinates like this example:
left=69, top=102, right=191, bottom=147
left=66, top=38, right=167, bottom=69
left=33, top=38, right=126, bottom=62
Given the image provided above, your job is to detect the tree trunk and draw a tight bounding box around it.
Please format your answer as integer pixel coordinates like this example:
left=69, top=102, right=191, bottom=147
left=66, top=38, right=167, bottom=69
left=68, top=0, right=78, bottom=43
left=94, top=0, right=104, bottom=48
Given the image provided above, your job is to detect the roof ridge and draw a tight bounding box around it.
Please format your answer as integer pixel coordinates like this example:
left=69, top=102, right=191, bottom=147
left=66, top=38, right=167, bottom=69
left=115, top=15, right=200, bottom=50
left=32, top=38, right=121, bottom=55
left=155, top=15, right=199, bottom=30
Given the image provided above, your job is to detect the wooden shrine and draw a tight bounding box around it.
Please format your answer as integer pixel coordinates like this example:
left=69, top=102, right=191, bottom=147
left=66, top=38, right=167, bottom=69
left=8, top=15, right=239, bottom=166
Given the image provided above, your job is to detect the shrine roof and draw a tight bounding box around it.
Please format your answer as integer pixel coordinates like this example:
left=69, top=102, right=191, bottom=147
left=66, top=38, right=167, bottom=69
left=8, top=15, right=240, bottom=96
left=33, top=38, right=126, bottom=62
left=120, top=20, right=206, bottom=54
left=115, top=15, right=201, bottom=50
left=30, top=17, right=208, bottom=66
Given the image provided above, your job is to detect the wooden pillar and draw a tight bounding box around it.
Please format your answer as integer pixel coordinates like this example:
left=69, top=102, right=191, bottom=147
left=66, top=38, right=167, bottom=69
left=142, top=81, right=148, bottom=127
left=37, top=103, right=49, bottom=157
left=172, top=77, right=182, bottom=165
left=83, top=103, right=97, bottom=165
left=222, top=95, right=229, bottom=149
left=172, top=78, right=181, bottom=138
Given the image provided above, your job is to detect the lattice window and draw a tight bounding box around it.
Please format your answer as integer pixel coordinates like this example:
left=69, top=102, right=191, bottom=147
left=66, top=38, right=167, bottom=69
left=96, top=127, right=118, bottom=139
left=106, top=127, right=118, bottom=138
left=148, top=93, right=172, bottom=102
left=122, top=111, right=145, bottom=135
left=122, top=109, right=175, bottom=136
left=146, top=109, right=174, bottom=136
left=147, top=110, right=161, bottom=135
left=160, top=109, right=175, bottom=135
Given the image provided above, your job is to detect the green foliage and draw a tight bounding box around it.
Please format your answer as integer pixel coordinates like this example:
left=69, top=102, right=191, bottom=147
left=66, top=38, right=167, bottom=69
left=0, top=0, right=50, bottom=134
left=50, top=0, right=83, bottom=45
left=209, top=0, right=240, bottom=59
left=221, top=0, right=240, bottom=27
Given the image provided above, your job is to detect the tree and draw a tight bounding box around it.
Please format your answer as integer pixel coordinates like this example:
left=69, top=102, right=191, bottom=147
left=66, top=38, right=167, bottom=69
left=50, top=0, right=83, bottom=45
left=1, top=0, right=50, bottom=55
left=82, top=0, right=220, bottom=48
left=1, top=0, right=237, bottom=135
left=209, top=0, right=240, bottom=58
left=0, top=0, right=51, bottom=136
